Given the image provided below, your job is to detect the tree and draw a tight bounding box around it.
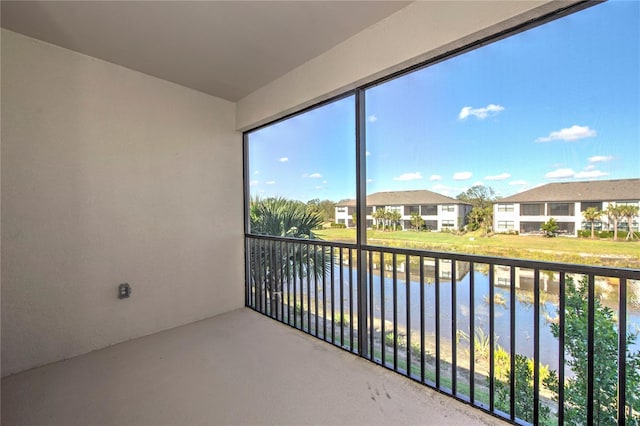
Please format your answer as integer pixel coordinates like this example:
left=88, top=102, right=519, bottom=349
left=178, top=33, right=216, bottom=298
left=456, top=185, right=497, bottom=209
left=249, top=197, right=330, bottom=314
left=619, top=204, right=640, bottom=241
left=372, top=208, right=386, bottom=230
left=457, top=185, right=497, bottom=234
left=468, top=206, right=493, bottom=236
left=306, top=198, right=337, bottom=223
left=410, top=212, right=424, bottom=231
left=541, top=217, right=559, bottom=237
left=389, top=210, right=402, bottom=231
left=582, top=207, right=602, bottom=239
left=545, top=276, right=640, bottom=425
left=606, top=203, right=624, bottom=241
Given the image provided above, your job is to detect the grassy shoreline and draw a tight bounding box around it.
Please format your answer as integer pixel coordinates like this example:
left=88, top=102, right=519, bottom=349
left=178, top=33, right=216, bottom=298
left=315, top=228, right=640, bottom=269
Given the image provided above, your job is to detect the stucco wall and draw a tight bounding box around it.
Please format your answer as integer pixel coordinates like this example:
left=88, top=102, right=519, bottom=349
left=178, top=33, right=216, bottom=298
left=1, top=30, right=244, bottom=376
left=235, top=1, right=582, bottom=131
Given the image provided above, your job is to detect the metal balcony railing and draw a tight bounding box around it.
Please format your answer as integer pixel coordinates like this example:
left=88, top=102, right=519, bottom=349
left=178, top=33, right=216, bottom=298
left=245, top=234, right=640, bottom=425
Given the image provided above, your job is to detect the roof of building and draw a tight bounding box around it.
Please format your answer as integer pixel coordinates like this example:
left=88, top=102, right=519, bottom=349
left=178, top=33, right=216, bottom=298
left=335, top=190, right=466, bottom=207
left=498, top=178, right=640, bottom=203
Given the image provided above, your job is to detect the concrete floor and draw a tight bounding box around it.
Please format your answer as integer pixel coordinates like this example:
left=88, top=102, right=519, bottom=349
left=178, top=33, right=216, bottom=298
left=2, top=308, right=503, bottom=426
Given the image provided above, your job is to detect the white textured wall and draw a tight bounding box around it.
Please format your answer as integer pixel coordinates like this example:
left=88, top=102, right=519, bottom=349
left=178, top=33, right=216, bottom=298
left=1, top=30, right=244, bottom=376
left=236, top=0, right=580, bottom=131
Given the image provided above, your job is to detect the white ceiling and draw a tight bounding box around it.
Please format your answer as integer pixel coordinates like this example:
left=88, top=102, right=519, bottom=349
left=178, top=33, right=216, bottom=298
left=1, top=1, right=412, bottom=101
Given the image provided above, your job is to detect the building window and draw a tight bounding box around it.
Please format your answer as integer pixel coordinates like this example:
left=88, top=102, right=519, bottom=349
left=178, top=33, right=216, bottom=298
left=336, top=207, right=346, bottom=213
left=521, top=204, right=544, bottom=216
left=497, top=204, right=515, bottom=212
left=421, top=204, right=437, bottom=215
left=441, top=220, right=455, bottom=227
left=520, top=221, right=543, bottom=233
left=441, top=205, right=455, bottom=213
left=549, top=203, right=574, bottom=216
left=347, top=207, right=356, bottom=216
left=406, top=205, right=420, bottom=215
left=497, top=221, right=515, bottom=230
left=424, top=220, right=437, bottom=230
left=366, top=206, right=373, bottom=215
left=581, top=201, right=603, bottom=212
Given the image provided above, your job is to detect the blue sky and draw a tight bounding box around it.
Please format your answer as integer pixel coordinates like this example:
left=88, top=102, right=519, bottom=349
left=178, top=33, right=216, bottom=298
left=249, top=1, right=639, bottom=202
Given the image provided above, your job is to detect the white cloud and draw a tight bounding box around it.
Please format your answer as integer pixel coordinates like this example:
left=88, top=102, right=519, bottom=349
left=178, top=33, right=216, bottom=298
left=322, top=180, right=328, bottom=184
left=254, top=170, right=259, bottom=175
left=575, top=170, right=608, bottom=179
left=588, top=155, right=614, bottom=163
left=250, top=180, right=259, bottom=186
left=545, top=168, right=576, bottom=179
left=509, top=180, right=528, bottom=186
left=393, top=172, right=423, bottom=181
left=303, top=172, right=323, bottom=179
left=536, top=125, right=596, bottom=142
left=584, top=164, right=595, bottom=171
left=365, top=151, right=371, bottom=157
left=429, top=174, right=442, bottom=181
left=278, top=157, right=289, bottom=162
left=485, top=172, right=511, bottom=181
left=265, top=181, right=276, bottom=185
left=453, top=171, right=473, bottom=181
left=368, top=115, right=377, bottom=123
left=459, top=104, right=504, bottom=120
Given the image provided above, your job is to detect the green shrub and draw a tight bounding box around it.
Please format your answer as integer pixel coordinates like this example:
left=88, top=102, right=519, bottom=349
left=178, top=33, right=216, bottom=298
left=330, top=222, right=347, bottom=229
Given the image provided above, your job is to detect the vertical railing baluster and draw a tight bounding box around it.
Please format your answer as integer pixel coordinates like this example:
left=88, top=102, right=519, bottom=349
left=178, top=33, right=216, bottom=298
left=369, top=250, right=374, bottom=359
left=279, top=240, right=285, bottom=321
left=322, top=245, right=327, bottom=341
left=393, top=253, right=398, bottom=371
left=618, top=277, right=627, bottom=426
left=286, top=241, right=291, bottom=325
left=260, top=240, right=267, bottom=314
left=307, top=243, right=311, bottom=333
left=435, top=258, right=441, bottom=389
left=293, top=241, right=298, bottom=328
left=270, top=239, right=276, bottom=318
left=469, top=261, right=475, bottom=404
left=420, top=255, right=425, bottom=384
left=533, top=269, right=541, bottom=425
left=349, top=248, right=354, bottom=350
left=587, top=274, right=595, bottom=425
left=451, top=260, right=457, bottom=395
left=299, top=241, right=304, bottom=330
left=489, top=264, right=495, bottom=411
left=509, top=266, right=516, bottom=420
left=340, top=248, right=345, bottom=347
left=558, top=272, right=565, bottom=425
left=381, top=251, right=386, bottom=366
left=315, top=245, right=319, bottom=337
left=406, top=254, right=411, bottom=376
left=331, top=247, right=335, bottom=343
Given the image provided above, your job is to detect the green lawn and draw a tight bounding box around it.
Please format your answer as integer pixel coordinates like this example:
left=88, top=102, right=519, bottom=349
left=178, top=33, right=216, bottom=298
left=315, top=228, right=640, bottom=268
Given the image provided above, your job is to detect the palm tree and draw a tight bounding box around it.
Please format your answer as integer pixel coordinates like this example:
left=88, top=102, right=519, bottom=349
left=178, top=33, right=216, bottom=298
left=389, top=210, right=402, bottom=231
left=249, top=197, right=330, bottom=315
left=619, top=204, right=640, bottom=241
left=410, top=212, right=424, bottom=231
left=606, top=203, right=624, bottom=241
left=581, top=207, right=601, bottom=239
left=372, top=207, right=386, bottom=230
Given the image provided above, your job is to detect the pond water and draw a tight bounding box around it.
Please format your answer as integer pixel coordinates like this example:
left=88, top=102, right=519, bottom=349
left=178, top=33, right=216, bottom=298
left=296, top=264, right=640, bottom=372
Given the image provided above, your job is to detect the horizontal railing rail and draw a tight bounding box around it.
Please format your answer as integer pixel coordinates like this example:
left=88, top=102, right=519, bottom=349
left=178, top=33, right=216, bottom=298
left=245, top=233, right=640, bottom=425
